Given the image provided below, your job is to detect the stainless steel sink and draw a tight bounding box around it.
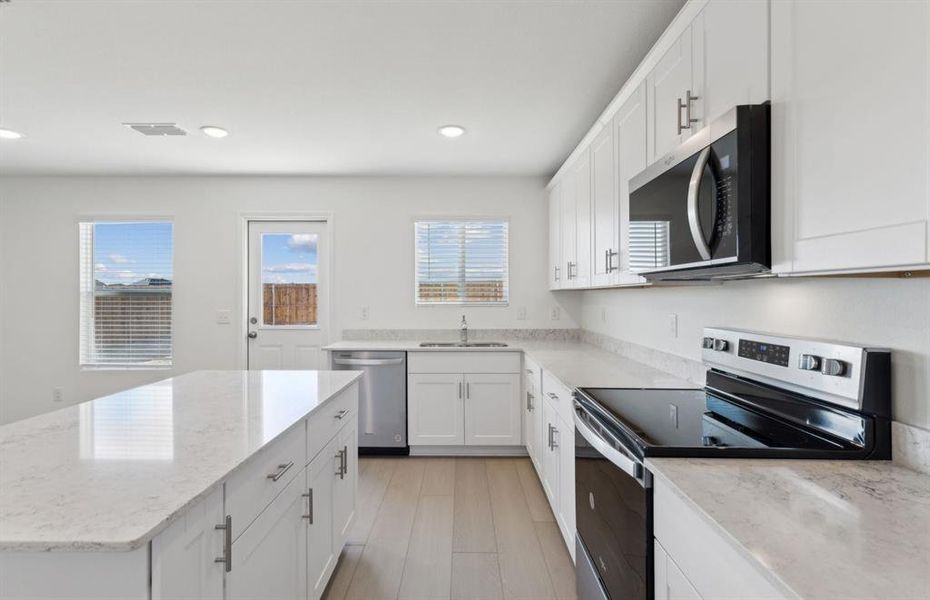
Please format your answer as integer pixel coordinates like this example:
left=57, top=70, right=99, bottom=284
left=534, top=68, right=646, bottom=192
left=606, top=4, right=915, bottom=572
left=419, top=342, right=508, bottom=348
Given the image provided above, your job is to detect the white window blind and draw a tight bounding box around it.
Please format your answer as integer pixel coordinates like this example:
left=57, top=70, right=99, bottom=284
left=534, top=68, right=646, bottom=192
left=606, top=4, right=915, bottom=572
left=79, top=221, right=174, bottom=368
left=415, top=220, right=509, bottom=305
left=628, top=221, right=671, bottom=272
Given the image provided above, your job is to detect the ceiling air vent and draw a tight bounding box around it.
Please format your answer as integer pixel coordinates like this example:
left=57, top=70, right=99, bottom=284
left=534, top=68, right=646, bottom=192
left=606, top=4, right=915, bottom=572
left=124, top=123, right=188, bottom=136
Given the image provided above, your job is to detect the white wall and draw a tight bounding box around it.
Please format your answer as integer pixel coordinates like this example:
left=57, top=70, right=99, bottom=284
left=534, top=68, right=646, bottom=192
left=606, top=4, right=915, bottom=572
left=0, top=176, right=578, bottom=424
left=581, top=277, right=930, bottom=430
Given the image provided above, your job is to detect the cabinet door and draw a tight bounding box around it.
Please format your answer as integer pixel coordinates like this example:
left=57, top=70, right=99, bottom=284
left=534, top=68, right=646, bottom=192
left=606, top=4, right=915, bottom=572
left=571, top=150, right=592, bottom=288
left=464, top=373, right=521, bottom=446
left=332, top=419, right=357, bottom=553
left=647, top=26, right=694, bottom=163
left=556, top=414, right=575, bottom=557
left=772, top=0, right=930, bottom=273
left=408, top=374, right=465, bottom=445
left=548, top=183, right=563, bottom=289
left=541, top=401, right=560, bottom=513
left=655, top=541, right=703, bottom=600
left=524, top=387, right=539, bottom=471
left=561, top=168, right=577, bottom=287
left=693, top=0, right=769, bottom=126
left=591, top=125, right=617, bottom=287
left=615, top=82, right=649, bottom=284
left=151, top=487, right=224, bottom=600
left=307, top=443, right=336, bottom=600
left=227, top=469, right=308, bottom=600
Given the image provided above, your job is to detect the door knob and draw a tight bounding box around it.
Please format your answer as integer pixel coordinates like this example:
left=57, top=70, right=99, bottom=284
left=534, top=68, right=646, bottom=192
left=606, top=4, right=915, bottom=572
left=247, top=331, right=258, bottom=339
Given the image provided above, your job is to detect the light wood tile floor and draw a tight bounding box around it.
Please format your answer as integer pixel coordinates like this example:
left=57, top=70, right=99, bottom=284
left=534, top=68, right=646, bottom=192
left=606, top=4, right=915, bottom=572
left=323, top=457, right=576, bottom=600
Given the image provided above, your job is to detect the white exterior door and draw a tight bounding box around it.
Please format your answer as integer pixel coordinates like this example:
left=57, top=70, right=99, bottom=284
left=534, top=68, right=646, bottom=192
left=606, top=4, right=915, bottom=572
left=408, top=373, right=465, bottom=445
left=463, top=373, right=521, bottom=446
left=247, top=221, right=328, bottom=370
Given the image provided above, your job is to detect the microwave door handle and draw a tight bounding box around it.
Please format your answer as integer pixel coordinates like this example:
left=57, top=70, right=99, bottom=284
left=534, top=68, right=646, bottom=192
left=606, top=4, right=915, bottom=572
left=687, top=146, right=713, bottom=261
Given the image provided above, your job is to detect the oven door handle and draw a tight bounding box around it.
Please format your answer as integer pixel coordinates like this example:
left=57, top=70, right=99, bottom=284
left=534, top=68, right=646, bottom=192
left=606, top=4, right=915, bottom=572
left=573, top=401, right=643, bottom=481
left=687, top=146, right=713, bottom=261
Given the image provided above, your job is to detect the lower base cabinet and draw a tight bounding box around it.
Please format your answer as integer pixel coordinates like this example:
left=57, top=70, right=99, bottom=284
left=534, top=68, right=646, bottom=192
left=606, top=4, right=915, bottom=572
left=654, top=540, right=701, bottom=600
left=332, top=420, right=357, bottom=551
left=306, top=442, right=336, bottom=600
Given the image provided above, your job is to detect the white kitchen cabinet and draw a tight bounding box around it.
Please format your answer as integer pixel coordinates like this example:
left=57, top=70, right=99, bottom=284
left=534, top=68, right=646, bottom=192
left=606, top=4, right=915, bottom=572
left=570, top=150, right=592, bottom=288
left=151, top=487, right=225, bottom=600
left=227, top=469, right=309, bottom=600
left=306, top=443, right=336, bottom=600
left=655, top=540, right=702, bottom=600
left=408, top=373, right=465, bottom=445
left=332, top=419, right=357, bottom=552
left=555, top=414, right=575, bottom=561
left=523, top=356, right=543, bottom=474
left=548, top=182, right=563, bottom=289
left=693, top=0, right=769, bottom=126
left=772, top=0, right=930, bottom=274
left=541, top=399, right=561, bottom=513
left=464, top=373, right=522, bottom=445
left=560, top=168, right=577, bottom=288
left=591, top=124, right=618, bottom=287
left=614, top=81, right=649, bottom=284
left=647, top=25, right=695, bottom=163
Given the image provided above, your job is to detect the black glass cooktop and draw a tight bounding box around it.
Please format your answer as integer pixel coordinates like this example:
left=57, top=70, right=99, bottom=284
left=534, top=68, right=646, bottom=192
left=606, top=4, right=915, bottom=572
left=576, top=370, right=887, bottom=460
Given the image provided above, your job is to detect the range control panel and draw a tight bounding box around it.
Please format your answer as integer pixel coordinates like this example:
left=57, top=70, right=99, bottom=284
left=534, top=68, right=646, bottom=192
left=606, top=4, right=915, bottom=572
left=738, top=339, right=790, bottom=367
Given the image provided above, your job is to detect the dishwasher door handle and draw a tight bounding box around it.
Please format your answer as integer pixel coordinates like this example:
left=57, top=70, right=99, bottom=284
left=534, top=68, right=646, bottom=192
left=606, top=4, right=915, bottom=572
left=332, top=357, right=405, bottom=367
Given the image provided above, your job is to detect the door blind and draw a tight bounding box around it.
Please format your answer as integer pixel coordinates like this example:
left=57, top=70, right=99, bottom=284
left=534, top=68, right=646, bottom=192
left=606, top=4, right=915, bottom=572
left=79, top=222, right=174, bottom=367
left=415, top=220, right=509, bottom=305
left=628, top=221, right=671, bottom=272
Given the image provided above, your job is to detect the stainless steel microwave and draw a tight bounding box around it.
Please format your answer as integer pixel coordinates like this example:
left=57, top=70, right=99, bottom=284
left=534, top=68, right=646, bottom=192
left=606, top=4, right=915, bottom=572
left=628, top=104, right=770, bottom=281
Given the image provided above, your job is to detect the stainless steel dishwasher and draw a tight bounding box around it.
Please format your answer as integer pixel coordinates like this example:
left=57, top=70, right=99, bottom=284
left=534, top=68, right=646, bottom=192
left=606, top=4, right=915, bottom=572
left=330, top=351, right=407, bottom=455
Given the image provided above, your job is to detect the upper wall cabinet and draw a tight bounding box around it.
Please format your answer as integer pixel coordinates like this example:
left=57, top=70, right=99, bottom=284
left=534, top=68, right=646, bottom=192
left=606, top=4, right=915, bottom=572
left=647, top=0, right=769, bottom=165
left=548, top=183, right=562, bottom=289
left=591, top=125, right=619, bottom=287
left=569, top=151, right=593, bottom=288
left=771, top=0, right=930, bottom=274
left=615, top=82, right=649, bottom=285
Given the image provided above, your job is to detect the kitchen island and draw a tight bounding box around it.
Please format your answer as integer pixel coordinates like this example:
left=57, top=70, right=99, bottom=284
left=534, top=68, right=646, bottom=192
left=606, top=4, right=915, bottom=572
left=0, top=369, right=361, bottom=600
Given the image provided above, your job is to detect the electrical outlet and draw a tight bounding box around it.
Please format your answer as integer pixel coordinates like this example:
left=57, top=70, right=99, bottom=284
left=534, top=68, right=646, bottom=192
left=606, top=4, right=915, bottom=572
left=215, top=310, right=231, bottom=325
left=52, top=387, right=63, bottom=403
left=360, top=306, right=370, bottom=321
left=517, top=306, right=527, bottom=321
left=668, top=313, right=678, bottom=338
left=550, top=306, right=561, bottom=321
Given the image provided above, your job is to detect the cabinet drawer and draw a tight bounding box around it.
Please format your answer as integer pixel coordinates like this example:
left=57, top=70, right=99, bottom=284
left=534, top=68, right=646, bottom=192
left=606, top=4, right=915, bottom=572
left=654, top=478, right=787, bottom=599
left=308, top=384, right=358, bottom=461
left=226, top=421, right=306, bottom=541
left=542, top=370, right=574, bottom=425
left=408, top=351, right=521, bottom=374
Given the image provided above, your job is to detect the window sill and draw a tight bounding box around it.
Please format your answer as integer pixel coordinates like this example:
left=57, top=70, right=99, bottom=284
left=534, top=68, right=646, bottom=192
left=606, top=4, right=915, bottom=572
left=80, top=365, right=173, bottom=372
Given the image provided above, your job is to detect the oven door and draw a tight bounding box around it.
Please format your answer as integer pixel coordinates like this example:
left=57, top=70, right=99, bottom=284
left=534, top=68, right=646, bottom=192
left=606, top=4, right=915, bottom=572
left=574, top=401, right=653, bottom=600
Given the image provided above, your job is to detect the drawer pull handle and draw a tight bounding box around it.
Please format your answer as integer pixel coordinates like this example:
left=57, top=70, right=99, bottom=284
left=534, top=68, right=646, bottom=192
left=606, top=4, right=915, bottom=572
left=334, top=409, right=349, bottom=420
left=267, top=461, right=294, bottom=482
left=526, top=392, right=534, bottom=411
left=302, top=489, right=313, bottom=523
left=214, top=515, right=232, bottom=572
left=547, top=392, right=559, bottom=401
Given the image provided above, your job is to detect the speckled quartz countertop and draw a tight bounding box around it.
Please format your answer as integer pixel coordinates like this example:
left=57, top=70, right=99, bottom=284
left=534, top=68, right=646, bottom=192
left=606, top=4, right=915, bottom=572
left=0, top=369, right=361, bottom=552
left=646, top=457, right=930, bottom=600
left=323, top=339, right=695, bottom=390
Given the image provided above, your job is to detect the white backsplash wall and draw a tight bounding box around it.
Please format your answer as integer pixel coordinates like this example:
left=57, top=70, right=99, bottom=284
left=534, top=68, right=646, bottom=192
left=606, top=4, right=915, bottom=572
left=581, top=276, right=930, bottom=430
left=0, top=176, right=580, bottom=424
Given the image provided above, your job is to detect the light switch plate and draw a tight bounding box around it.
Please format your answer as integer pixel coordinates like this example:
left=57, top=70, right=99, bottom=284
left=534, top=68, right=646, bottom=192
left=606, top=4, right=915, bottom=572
left=550, top=306, right=561, bottom=321
left=216, top=310, right=231, bottom=325
left=360, top=306, right=370, bottom=321
left=52, top=387, right=63, bottom=403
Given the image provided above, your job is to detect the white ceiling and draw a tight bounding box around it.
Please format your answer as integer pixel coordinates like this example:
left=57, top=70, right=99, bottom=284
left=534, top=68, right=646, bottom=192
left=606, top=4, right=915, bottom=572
left=0, top=0, right=684, bottom=176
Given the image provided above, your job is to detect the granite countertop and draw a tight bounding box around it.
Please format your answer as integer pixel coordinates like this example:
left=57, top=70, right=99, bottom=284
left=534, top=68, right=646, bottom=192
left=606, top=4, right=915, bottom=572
left=324, top=339, right=695, bottom=390
left=0, top=369, right=362, bottom=552
left=646, top=457, right=930, bottom=600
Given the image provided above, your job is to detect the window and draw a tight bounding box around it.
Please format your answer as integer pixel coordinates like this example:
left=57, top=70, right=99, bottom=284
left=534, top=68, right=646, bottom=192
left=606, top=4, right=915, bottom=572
left=628, top=220, right=671, bottom=272
left=79, top=221, right=174, bottom=368
left=260, top=232, right=318, bottom=327
left=415, top=220, right=509, bottom=305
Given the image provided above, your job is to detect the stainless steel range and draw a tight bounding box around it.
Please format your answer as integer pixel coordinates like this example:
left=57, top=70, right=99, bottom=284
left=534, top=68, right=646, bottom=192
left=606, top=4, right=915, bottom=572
left=573, top=328, right=891, bottom=600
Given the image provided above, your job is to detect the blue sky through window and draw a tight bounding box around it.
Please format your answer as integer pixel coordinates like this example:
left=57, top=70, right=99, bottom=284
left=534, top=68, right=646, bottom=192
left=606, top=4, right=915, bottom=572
left=93, top=222, right=173, bottom=285
left=262, top=233, right=318, bottom=284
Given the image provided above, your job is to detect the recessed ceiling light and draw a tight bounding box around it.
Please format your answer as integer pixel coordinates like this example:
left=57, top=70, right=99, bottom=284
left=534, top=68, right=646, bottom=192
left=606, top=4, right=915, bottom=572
left=0, top=128, right=24, bottom=140
left=200, top=125, right=229, bottom=138
left=438, top=125, right=465, bottom=138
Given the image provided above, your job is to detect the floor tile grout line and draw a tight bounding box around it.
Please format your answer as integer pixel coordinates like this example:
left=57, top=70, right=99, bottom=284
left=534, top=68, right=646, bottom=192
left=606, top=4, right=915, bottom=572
left=485, top=458, right=508, bottom=600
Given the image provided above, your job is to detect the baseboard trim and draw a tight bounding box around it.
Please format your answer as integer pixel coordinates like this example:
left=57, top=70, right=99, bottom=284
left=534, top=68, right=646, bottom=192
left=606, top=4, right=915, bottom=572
left=409, top=445, right=529, bottom=457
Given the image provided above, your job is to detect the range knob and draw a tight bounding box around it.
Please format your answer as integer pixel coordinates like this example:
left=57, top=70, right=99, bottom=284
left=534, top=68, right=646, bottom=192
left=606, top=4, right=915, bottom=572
left=798, top=354, right=822, bottom=371
left=702, top=337, right=715, bottom=349
left=821, top=358, right=848, bottom=377
left=713, top=338, right=729, bottom=352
